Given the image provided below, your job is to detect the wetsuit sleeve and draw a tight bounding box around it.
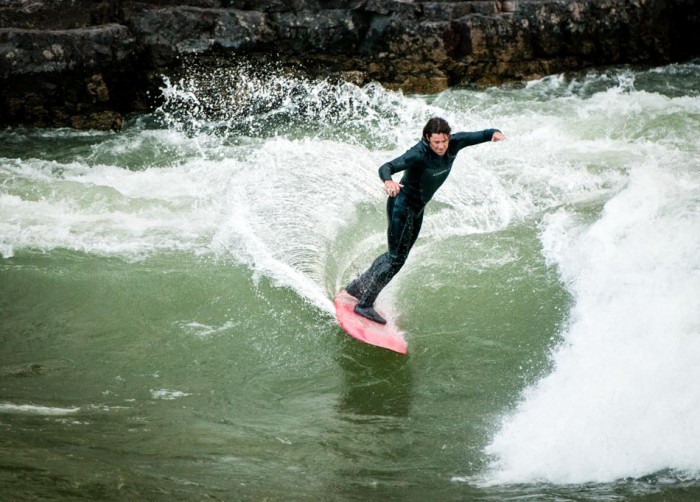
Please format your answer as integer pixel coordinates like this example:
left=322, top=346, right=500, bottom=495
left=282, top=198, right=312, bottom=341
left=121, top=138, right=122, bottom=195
left=378, top=144, right=423, bottom=181
left=450, top=129, right=501, bottom=152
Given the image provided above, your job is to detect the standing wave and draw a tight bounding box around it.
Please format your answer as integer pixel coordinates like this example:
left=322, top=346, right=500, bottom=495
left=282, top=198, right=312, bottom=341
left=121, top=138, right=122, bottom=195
left=483, top=150, right=700, bottom=483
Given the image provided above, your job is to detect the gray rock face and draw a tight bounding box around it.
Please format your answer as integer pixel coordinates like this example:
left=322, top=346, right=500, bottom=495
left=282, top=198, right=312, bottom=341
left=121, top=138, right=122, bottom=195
left=0, top=0, right=698, bottom=129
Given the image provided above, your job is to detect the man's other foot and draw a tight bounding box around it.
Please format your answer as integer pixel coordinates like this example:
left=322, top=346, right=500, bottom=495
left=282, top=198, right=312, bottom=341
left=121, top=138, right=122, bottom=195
left=353, top=305, right=386, bottom=325
left=345, top=280, right=363, bottom=299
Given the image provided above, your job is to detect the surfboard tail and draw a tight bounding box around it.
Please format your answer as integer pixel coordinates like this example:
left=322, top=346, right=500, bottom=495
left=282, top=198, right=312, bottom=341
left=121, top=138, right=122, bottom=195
left=333, top=290, right=408, bottom=354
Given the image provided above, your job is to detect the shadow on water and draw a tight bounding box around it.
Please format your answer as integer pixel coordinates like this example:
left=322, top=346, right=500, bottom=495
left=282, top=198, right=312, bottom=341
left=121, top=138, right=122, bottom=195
left=335, top=341, right=413, bottom=420
left=322, top=337, right=422, bottom=498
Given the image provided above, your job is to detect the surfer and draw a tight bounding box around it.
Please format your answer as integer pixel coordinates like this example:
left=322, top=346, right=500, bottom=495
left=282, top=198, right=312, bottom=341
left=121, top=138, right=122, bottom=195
left=346, top=117, right=506, bottom=324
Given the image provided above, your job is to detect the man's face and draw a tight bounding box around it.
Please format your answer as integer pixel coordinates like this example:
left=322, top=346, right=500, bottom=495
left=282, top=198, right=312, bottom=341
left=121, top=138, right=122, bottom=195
left=427, top=133, right=449, bottom=156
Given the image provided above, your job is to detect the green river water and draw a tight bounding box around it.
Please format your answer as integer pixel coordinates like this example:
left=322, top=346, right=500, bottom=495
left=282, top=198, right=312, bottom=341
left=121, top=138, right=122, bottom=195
left=1, top=61, right=699, bottom=500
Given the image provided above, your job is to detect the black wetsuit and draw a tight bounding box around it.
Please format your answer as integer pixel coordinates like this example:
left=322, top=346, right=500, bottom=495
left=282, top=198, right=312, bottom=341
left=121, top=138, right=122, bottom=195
left=348, top=129, right=500, bottom=314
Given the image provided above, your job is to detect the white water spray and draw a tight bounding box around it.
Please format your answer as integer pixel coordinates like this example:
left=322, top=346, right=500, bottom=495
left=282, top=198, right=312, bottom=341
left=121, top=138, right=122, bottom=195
left=484, top=151, right=700, bottom=483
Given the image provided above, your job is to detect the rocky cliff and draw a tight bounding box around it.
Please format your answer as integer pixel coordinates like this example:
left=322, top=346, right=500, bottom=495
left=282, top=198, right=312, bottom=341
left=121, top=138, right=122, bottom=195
left=1, top=0, right=697, bottom=129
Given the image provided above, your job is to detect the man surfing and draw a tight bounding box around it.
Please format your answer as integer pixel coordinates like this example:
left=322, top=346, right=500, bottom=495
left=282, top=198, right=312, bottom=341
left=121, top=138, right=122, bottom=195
left=346, top=117, right=506, bottom=324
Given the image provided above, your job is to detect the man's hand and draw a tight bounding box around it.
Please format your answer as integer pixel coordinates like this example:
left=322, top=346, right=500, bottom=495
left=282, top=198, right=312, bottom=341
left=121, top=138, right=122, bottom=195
left=492, top=131, right=506, bottom=141
left=384, top=180, right=403, bottom=197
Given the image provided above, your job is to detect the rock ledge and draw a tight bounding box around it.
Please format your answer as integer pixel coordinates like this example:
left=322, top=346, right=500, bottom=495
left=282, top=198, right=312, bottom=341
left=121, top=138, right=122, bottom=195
left=0, top=0, right=697, bottom=129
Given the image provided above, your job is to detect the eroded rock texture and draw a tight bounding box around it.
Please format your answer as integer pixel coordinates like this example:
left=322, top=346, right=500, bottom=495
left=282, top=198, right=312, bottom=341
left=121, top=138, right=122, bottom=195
left=1, top=0, right=697, bottom=129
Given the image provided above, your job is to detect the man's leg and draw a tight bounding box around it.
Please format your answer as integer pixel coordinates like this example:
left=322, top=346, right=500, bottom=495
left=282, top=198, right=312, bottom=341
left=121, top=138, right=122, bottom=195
left=353, top=253, right=402, bottom=324
left=353, top=197, right=422, bottom=324
left=346, top=197, right=399, bottom=300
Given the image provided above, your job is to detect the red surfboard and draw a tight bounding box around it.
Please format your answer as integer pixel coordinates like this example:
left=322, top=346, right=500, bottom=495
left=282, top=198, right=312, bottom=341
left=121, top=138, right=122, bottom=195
left=333, top=290, right=408, bottom=354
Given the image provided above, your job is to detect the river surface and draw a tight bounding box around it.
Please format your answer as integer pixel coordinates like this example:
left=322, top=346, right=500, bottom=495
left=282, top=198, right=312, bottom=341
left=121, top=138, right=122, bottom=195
left=1, top=61, right=699, bottom=500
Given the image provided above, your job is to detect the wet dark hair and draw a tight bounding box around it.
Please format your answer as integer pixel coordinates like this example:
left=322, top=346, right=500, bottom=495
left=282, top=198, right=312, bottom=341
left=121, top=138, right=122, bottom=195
left=423, top=117, right=451, bottom=140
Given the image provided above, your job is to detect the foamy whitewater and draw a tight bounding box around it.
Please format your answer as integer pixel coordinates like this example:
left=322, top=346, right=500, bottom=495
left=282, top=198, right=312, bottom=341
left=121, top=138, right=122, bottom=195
left=484, top=156, right=700, bottom=484
left=1, top=61, right=699, bottom=498
left=480, top=72, right=700, bottom=483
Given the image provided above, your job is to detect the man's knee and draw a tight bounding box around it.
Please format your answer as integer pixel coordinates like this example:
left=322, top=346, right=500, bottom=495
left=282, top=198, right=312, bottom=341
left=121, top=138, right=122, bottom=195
left=387, top=253, right=408, bottom=272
